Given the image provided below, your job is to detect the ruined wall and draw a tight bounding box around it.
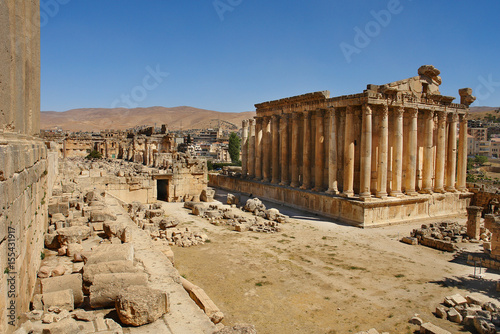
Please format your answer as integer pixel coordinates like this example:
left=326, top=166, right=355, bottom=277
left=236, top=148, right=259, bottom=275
left=0, top=0, right=41, bottom=135
left=0, top=2, right=51, bottom=333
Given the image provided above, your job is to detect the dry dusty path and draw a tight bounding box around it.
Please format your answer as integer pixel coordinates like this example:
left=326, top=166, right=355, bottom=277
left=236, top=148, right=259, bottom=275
left=161, top=192, right=500, bottom=334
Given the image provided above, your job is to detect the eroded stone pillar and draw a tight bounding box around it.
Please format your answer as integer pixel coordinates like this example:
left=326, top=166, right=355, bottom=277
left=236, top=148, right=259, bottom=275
left=359, top=104, right=372, bottom=199
left=405, top=108, right=418, bottom=196
left=300, top=112, right=312, bottom=189
left=254, top=117, right=263, bottom=180
left=457, top=114, right=468, bottom=191
left=262, top=116, right=271, bottom=182
left=313, top=110, right=325, bottom=192
left=290, top=113, right=300, bottom=187
left=279, top=114, right=289, bottom=185
left=327, top=108, right=339, bottom=194
left=248, top=119, right=256, bottom=179
left=466, top=206, right=483, bottom=240
left=241, top=119, right=249, bottom=178
left=376, top=104, right=388, bottom=199
left=445, top=113, right=458, bottom=192
left=421, top=109, right=434, bottom=194
left=343, top=106, right=355, bottom=197
left=434, top=111, right=446, bottom=192
left=390, top=107, right=404, bottom=197
left=271, top=115, right=280, bottom=184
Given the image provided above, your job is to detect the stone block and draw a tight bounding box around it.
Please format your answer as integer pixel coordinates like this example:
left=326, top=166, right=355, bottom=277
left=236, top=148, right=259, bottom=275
left=66, top=243, right=83, bottom=257
left=201, top=188, right=215, bottom=202
left=41, top=274, right=84, bottom=306
left=449, top=294, right=467, bottom=306
left=213, top=324, right=257, bottom=334
left=41, top=289, right=74, bottom=312
left=57, top=226, right=91, bottom=245
left=447, top=308, right=462, bottom=323
left=84, top=243, right=134, bottom=265
left=89, top=272, right=148, bottom=308
left=41, top=317, right=80, bottom=334
left=235, top=224, right=249, bottom=232
left=83, top=260, right=138, bottom=285
left=401, top=237, right=418, bottom=245
left=116, top=285, right=168, bottom=326
left=192, top=204, right=207, bottom=216
left=90, top=209, right=117, bottom=222
left=419, top=322, right=451, bottom=334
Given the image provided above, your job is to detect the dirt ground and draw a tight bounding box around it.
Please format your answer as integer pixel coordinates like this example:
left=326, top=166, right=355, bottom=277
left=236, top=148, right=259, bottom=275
left=161, top=191, right=500, bottom=334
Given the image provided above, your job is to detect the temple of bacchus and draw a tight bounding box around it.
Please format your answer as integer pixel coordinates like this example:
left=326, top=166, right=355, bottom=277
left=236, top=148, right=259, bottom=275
left=210, top=65, right=476, bottom=227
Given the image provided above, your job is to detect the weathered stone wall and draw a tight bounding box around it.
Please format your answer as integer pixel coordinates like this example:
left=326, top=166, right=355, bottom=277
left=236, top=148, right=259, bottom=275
left=0, top=135, right=58, bottom=333
left=469, top=188, right=500, bottom=214
left=0, top=0, right=41, bottom=135
left=209, top=174, right=471, bottom=227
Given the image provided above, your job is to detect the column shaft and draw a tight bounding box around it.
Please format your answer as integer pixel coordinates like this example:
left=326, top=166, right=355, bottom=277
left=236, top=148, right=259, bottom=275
left=405, top=108, right=418, bottom=195
left=241, top=119, right=249, bottom=178
left=343, top=106, right=355, bottom=197
left=301, top=112, right=312, bottom=189
left=279, top=115, right=289, bottom=185
left=271, top=115, right=280, bottom=184
left=376, top=105, right=388, bottom=198
left=457, top=114, right=468, bottom=191
left=445, top=114, right=458, bottom=192
left=262, top=117, right=271, bottom=182
left=248, top=119, right=256, bottom=178
left=254, top=118, right=263, bottom=180
left=290, top=114, right=300, bottom=187
left=390, top=107, right=404, bottom=196
left=422, top=110, right=434, bottom=194
left=434, top=111, right=446, bottom=192
left=359, top=104, right=372, bottom=199
left=314, top=110, right=325, bottom=192
left=327, top=109, right=339, bottom=194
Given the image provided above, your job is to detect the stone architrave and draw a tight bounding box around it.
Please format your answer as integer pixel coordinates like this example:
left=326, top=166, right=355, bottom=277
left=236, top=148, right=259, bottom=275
left=359, top=104, right=372, bottom=199
left=390, top=107, right=404, bottom=197
left=466, top=206, right=483, bottom=240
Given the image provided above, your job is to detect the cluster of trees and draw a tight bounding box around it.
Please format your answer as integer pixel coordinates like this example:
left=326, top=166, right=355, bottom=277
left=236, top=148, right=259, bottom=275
left=85, top=150, right=102, bottom=160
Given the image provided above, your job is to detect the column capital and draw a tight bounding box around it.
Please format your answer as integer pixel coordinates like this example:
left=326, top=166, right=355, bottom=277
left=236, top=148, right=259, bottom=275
left=242, top=119, right=249, bottom=127
left=315, top=109, right=325, bottom=117
left=394, top=106, right=404, bottom=117
left=436, top=110, right=446, bottom=120
left=424, top=109, right=435, bottom=119
left=346, top=105, right=355, bottom=115
left=271, top=114, right=279, bottom=121
left=328, top=107, right=337, bottom=116
left=249, top=118, right=256, bottom=126
left=379, top=104, right=389, bottom=117
left=459, top=113, right=467, bottom=122
left=291, top=112, right=300, bottom=120
left=362, top=104, right=373, bottom=115
left=407, top=107, right=418, bottom=118
left=255, top=117, right=263, bottom=124
left=448, top=113, right=459, bottom=122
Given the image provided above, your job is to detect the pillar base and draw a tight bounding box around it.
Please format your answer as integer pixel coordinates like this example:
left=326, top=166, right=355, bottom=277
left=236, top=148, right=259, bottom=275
left=359, top=193, right=372, bottom=201
left=300, top=184, right=310, bottom=190
left=341, top=191, right=354, bottom=198
left=279, top=181, right=290, bottom=186
left=433, top=188, right=446, bottom=194
left=376, top=192, right=388, bottom=199
left=271, top=179, right=279, bottom=184
left=419, top=189, right=433, bottom=195
left=445, top=186, right=457, bottom=193
left=262, top=178, right=271, bottom=183
left=290, top=182, right=300, bottom=188
left=312, top=187, right=324, bottom=193
left=326, top=189, right=340, bottom=195
left=389, top=191, right=404, bottom=197
left=405, top=190, right=418, bottom=197
left=457, top=186, right=467, bottom=192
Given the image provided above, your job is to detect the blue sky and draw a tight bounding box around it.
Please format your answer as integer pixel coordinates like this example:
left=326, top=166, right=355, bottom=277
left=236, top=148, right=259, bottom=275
left=41, top=0, right=500, bottom=112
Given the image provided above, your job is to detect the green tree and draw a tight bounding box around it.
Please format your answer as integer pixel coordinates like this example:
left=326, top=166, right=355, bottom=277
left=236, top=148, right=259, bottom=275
left=228, top=132, right=241, bottom=163
left=86, top=150, right=102, bottom=160
left=474, top=155, right=488, bottom=165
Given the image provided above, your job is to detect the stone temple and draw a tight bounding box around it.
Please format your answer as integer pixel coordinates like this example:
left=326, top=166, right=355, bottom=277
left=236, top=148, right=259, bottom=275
left=210, top=66, right=476, bottom=227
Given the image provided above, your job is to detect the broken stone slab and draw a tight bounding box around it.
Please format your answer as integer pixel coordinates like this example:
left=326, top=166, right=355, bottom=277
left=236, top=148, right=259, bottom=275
left=265, top=208, right=280, bottom=221
left=84, top=243, right=134, bottom=265
left=234, top=224, right=249, bottom=232
left=40, top=289, right=74, bottom=312
left=38, top=266, right=51, bottom=279
left=45, top=233, right=61, bottom=249
left=84, top=190, right=104, bottom=203
left=474, top=316, right=496, bottom=334
left=89, top=272, right=148, bottom=308
left=41, top=274, right=84, bottom=306
left=56, top=226, right=91, bottom=245
left=90, top=208, right=117, bottom=222
left=243, top=198, right=266, bottom=213
left=447, top=307, right=462, bottom=323
left=419, top=322, right=451, bottom=334
left=401, top=236, right=418, bottom=245
left=115, top=285, right=169, bottom=326
left=227, top=193, right=240, bottom=206
left=448, top=294, right=467, bottom=306
left=83, top=260, right=139, bottom=286
left=159, top=217, right=179, bottom=229
left=71, top=309, right=96, bottom=322
left=435, top=306, right=447, bottom=318
left=103, top=221, right=132, bottom=243
left=66, top=243, right=83, bottom=257
left=213, top=324, right=257, bottom=334
left=40, top=317, right=81, bottom=334
left=144, top=209, right=164, bottom=219
left=192, top=203, right=207, bottom=216
left=201, top=188, right=215, bottom=202
left=181, top=277, right=223, bottom=324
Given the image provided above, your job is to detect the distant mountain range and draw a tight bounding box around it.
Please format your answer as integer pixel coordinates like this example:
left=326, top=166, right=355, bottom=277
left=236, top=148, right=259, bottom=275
left=469, top=106, right=498, bottom=113
left=40, top=106, right=256, bottom=132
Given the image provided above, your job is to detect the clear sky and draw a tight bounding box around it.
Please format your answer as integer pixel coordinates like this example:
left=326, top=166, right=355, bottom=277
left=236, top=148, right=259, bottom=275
left=41, top=0, right=500, bottom=112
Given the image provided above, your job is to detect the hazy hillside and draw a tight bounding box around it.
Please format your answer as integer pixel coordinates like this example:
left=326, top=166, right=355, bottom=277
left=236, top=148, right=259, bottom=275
left=468, top=106, right=499, bottom=120
left=41, top=106, right=256, bottom=132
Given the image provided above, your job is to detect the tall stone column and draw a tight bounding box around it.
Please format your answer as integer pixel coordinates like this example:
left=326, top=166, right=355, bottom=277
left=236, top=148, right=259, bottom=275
left=359, top=104, right=373, bottom=199
left=248, top=119, right=256, bottom=179
left=434, top=111, right=446, bottom=192
left=314, top=110, right=325, bottom=192
left=262, top=116, right=271, bottom=182
left=376, top=104, right=388, bottom=199
left=390, top=107, right=404, bottom=197
left=254, top=117, right=263, bottom=180
left=300, top=112, right=312, bottom=189
left=457, top=114, right=468, bottom=191
left=421, top=109, right=435, bottom=194
left=290, top=113, right=300, bottom=188
left=466, top=206, right=483, bottom=240
left=445, top=113, right=458, bottom=192
left=343, top=106, right=355, bottom=197
left=326, top=108, right=339, bottom=194
left=405, top=108, right=418, bottom=196
left=271, top=115, right=280, bottom=184
left=279, top=114, right=289, bottom=185
left=241, top=119, right=249, bottom=178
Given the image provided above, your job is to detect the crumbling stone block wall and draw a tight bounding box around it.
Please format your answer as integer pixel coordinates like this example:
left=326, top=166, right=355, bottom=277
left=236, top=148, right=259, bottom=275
left=469, top=188, right=500, bottom=215
left=0, top=2, right=58, bottom=333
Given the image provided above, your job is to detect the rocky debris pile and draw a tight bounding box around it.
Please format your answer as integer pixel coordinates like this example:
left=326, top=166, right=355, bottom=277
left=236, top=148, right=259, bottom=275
left=185, top=196, right=290, bottom=234
left=401, top=221, right=491, bottom=252
left=432, top=293, right=500, bottom=333
left=354, top=329, right=389, bottom=334
left=213, top=324, right=257, bottom=334
left=127, top=201, right=209, bottom=247
left=61, top=157, right=157, bottom=178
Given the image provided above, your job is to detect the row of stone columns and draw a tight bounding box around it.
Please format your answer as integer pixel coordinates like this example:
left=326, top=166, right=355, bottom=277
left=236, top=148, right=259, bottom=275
left=242, top=104, right=468, bottom=198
